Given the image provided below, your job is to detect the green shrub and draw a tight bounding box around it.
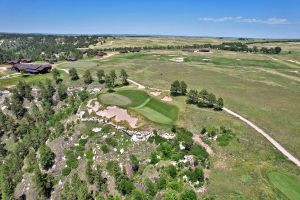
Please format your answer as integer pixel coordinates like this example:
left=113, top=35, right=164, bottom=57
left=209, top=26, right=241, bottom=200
left=189, top=144, right=208, bottom=161
left=105, top=137, right=118, bottom=147
left=101, top=144, right=109, bottom=153
left=79, top=138, right=88, bottom=147
left=217, top=128, right=235, bottom=146
left=62, top=167, right=71, bottom=176
left=166, top=165, right=177, bottom=178
left=86, top=148, right=93, bottom=160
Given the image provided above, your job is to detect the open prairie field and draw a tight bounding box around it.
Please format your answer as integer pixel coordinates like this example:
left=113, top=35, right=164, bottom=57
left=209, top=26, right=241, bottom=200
left=85, top=36, right=240, bottom=49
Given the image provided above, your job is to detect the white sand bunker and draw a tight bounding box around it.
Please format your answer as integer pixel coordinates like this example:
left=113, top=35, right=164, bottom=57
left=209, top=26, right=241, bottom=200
left=150, top=91, right=161, bottom=96
left=161, top=96, right=172, bottom=102
left=170, top=57, right=184, bottom=62
left=96, top=106, right=138, bottom=128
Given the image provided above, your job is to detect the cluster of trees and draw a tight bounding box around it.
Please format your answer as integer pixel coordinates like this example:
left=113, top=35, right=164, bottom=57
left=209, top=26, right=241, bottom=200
left=0, top=33, right=102, bottom=63
left=68, top=68, right=129, bottom=90
left=186, top=89, right=224, bottom=110
left=106, top=161, right=134, bottom=196
left=170, top=80, right=188, bottom=96
left=0, top=78, right=83, bottom=199
left=91, top=41, right=282, bottom=55
left=260, top=47, right=282, bottom=54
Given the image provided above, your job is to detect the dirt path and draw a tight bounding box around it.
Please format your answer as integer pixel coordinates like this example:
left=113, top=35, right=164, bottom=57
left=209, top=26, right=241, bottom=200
left=128, top=79, right=169, bottom=92
left=258, top=68, right=300, bottom=82
left=128, top=79, right=146, bottom=89
left=57, top=68, right=69, bottom=74
left=193, top=134, right=214, bottom=155
left=223, top=107, right=300, bottom=168
left=128, top=79, right=300, bottom=168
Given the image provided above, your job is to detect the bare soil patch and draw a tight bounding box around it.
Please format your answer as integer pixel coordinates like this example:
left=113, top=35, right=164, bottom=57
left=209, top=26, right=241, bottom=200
left=161, top=96, right=173, bottom=102
left=150, top=91, right=161, bottom=96
left=193, top=134, right=214, bottom=155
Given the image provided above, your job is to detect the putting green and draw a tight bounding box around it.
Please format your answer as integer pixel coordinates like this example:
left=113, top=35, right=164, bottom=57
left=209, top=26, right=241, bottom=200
left=267, top=171, right=300, bottom=200
left=100, top=89, right=178, bottom=125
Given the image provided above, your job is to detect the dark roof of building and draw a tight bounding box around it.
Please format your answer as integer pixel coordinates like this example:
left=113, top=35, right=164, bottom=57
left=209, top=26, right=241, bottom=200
left=21, top=58, right=33, bottom=63
left=67, top=57, right=77, bottom=61
left=5, top=60, right=20, bottom=65
left=95, top=51, right=107, bottom=56
left=12, top=64, right=52, bottom=73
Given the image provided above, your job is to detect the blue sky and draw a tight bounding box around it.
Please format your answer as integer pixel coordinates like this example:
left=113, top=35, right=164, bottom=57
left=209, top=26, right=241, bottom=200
left=1, top=0, right=299, bottom=38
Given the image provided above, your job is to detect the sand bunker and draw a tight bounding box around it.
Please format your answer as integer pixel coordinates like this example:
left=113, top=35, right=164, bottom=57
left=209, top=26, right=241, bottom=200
left=0, top=67, right=8, bottom=73
left=170, top=57, right=184, bottom=63
left=161, top=96, right=172, bottom=102
left=96, top=106, right=138, bottom=128
left=150, top=91, right=161, bottom=96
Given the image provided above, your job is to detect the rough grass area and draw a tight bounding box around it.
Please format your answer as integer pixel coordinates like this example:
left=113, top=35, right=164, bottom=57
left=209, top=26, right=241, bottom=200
left=100, top=89, right=178, bottom=125
left=267, top=171, right=300, bottom=200
left=99, top=93, right=132, bottom=106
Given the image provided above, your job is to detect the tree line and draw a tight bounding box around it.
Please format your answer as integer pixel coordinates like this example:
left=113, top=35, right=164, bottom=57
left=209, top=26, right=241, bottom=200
left=67, top=68, right=129, bottom=91
left=91, top=41, right=282, bottom=55
left=170, top=80, right=224, bottom=110
left=0, top=34, right=102, bottom=63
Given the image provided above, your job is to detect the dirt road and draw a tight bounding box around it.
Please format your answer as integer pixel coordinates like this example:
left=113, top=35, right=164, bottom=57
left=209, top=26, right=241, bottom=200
left=223, top=107, right=300, bottom=167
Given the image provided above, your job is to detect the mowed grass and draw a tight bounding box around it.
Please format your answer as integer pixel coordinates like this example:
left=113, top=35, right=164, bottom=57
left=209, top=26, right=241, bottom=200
left=267, top=171, right=300, bottom=200
left=100, top=89, right=178, bottom=125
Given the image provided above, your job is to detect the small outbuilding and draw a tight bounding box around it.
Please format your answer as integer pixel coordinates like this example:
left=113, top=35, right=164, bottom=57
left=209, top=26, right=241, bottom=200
left=67, top=56, right=77, bottom=61
left=95, top=51, right=107, bottom=57
left=119, top=50, right=129, bottom=53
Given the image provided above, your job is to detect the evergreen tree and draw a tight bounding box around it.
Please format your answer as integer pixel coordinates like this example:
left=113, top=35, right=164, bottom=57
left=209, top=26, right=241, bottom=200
left=57, top=83, right=68, bottom=101
left=52, top=68, right=62, bottom=84
left=170, top=80, right=180, bottom=96
left=96, top=69, right=105, bottom=84
left=186, top=90, right=198, bottom=104
left=215, top=97, right=224, bottom=110
left=129, top=154, right=139, bottom=172
left=105, top=75, right=114, bottom=91
left=120, top=69, right=128, bottom=85
left=110, top=70, right=117, bottom=86
left=180, top=81, right=187, bottom=95
left=39, top=144, right=55, bottom=170
left=33, top=167, right=54, bottom=198
left=69, top=68, right=79, bottom=81
left=83, top=70, right=93, bottom=84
